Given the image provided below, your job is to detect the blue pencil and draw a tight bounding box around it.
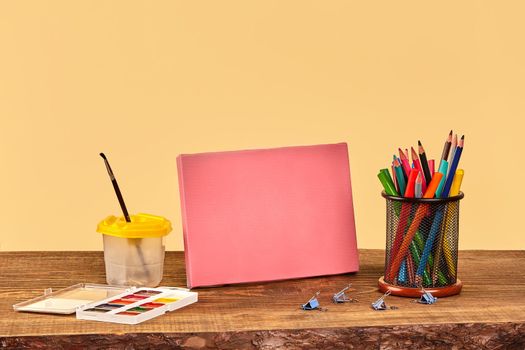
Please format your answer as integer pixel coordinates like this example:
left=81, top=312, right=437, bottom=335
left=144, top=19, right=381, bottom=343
left=393, top=157, right=406, bottom=195
left=441, top=136, right=464, bottom=197
left=435, top=160, right=448, bottom=198
left=398, top=259, right=408, bottom=283
left=416, top=209, right=444, bottom=277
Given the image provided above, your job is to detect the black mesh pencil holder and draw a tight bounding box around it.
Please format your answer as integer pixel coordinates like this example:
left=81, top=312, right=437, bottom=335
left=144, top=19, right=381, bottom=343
left=378, top=191, right=464, bottom=297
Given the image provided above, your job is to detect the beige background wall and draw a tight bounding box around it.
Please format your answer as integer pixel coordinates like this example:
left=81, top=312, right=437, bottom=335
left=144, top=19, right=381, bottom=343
left=1, top=1, right=524, bottom=251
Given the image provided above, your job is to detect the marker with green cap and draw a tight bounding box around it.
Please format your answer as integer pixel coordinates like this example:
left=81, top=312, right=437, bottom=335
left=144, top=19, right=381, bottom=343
left=377, top=169, right=398, bottom=196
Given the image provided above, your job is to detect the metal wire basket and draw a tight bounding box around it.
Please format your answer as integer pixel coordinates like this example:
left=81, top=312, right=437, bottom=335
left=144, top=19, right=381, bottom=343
left=378, top=191, right=464, bottom=297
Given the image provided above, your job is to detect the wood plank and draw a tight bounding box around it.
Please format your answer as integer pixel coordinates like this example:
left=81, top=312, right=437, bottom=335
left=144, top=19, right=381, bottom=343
left=0, top=250, right=524, bottom=339
left=2, top=324, right=525, bottom=349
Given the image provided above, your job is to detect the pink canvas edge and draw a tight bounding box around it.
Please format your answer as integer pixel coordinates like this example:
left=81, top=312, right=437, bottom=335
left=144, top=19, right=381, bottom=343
left=177, top=155, right=193, bottom=288
left=342, top=144, right=360, bottom=272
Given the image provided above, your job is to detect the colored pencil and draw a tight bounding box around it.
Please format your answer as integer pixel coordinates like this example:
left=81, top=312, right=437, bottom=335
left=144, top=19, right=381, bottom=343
left=412, top=223, right=447, bottom=285
left=404, top=168, right=419, bottom=198
left=441, top=136, right=464, bottom=198
left=418, top=140, right=432, bottom=186
left=406, top=254, right=416, bottom=285
left=398, top=259, right=407, bottom=283
left=416, top=209, right=444, bottom=278
left=428, top=159, right=435, bottom=175
left=435, top=160, right=449, bottom=198
left=438, top=130, right=453, bottom=171
left=424, top=172, right=443, bottom=199
left=432, top=218, right=446, bottom=286
left=446, top=134, right=458, bottom=177
left=450, top=168, right=464, bottom=196
left=442, top=169, right=465, bottom=277
left=399, top=148, right=411, bottom=182
left=391, top=164, right=398, bottom=193
left=409, top=241, right=432, bottom=286
left=393, top=158, right=406, bottom=195
left=415, top=172, right=423, bottom=198
left=411, top=146, right=426, bottom=193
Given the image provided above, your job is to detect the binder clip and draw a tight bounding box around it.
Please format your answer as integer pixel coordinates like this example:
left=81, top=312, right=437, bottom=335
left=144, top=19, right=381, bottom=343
left=301, top=291, right=326, bottom=311
left=416, top=288, right=438, bottom=305
left=332, top=284, right=358, bottom=303
left=371, top=291, right=397, bottom=311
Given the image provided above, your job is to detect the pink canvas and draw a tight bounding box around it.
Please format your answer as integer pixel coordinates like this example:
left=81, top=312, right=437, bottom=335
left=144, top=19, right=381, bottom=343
left=177, top=143, right=359, bottom=288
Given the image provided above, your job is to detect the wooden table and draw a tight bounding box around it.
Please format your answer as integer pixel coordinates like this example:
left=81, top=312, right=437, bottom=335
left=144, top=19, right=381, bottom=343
left=1, top=250, right=524, bottom=349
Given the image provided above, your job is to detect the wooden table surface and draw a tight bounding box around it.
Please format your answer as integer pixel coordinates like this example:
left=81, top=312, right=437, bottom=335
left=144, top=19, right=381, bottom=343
left=1, top=250, right=524, bottom=349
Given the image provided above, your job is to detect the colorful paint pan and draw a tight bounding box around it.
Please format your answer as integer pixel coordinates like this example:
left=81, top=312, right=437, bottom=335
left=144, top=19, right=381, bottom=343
left=154, top=297, right=179, bottom=303
left=140, top=302, right=164, bottom=308
left=109, top=299, right=135, bottom=305
left=85, top=308, right=108, bottom=313
left=127, top=306, right=153, bottom=313
left=121, top=295, right=148, bottom=302
left=122, top=295, right=149, bottom=303
left=94, top=304, right=121, bottom=311
left=133, top=290, right=162, bottom=297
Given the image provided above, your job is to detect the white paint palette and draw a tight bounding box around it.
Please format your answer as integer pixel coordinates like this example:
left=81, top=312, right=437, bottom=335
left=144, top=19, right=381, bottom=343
left=13, top=283, right=198, bottom=325
left=77, top=287, right=197, bottom=325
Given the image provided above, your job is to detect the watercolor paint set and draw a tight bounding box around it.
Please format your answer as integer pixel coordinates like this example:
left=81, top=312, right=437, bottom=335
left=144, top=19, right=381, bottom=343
left=13, top=283, right=198, bottom=325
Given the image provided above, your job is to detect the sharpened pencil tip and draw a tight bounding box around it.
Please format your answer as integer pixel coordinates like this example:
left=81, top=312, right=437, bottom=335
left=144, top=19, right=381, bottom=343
left=461, top=135, right=464, bottom=139
left=418, top=140, right=422, bottom=146
left=99, top=153, right=107, bottom=160
left=449, top=130, right=453, bottom=135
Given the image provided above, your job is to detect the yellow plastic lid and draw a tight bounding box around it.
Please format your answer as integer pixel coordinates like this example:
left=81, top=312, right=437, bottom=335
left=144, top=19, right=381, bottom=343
left=97, top=213, right=172, bottom=238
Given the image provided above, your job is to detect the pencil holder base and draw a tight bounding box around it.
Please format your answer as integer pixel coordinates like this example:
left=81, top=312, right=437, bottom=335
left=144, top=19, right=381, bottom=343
left=378, top=276, right=462, bottom=298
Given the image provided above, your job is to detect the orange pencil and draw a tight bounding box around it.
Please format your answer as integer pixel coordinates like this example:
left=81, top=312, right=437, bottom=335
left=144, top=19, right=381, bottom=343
left=386, top=205, right=428, bottom=280
left=386, top=172, right=443, bottom=280
left=423, top=172, right=443, bottom=199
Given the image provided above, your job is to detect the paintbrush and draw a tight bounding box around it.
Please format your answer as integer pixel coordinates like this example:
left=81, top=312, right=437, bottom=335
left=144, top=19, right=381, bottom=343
left=100, top=153, right=131, bottom=222
left=100, top=153, right=149, bottom=282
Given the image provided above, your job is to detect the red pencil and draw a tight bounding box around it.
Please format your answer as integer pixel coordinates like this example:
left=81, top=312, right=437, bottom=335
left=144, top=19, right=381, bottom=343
left=406, top=254, right=416, bottom=285
left=404, top=168, right=419, bottom=198
left=398, top=148, right=412, bottom=181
